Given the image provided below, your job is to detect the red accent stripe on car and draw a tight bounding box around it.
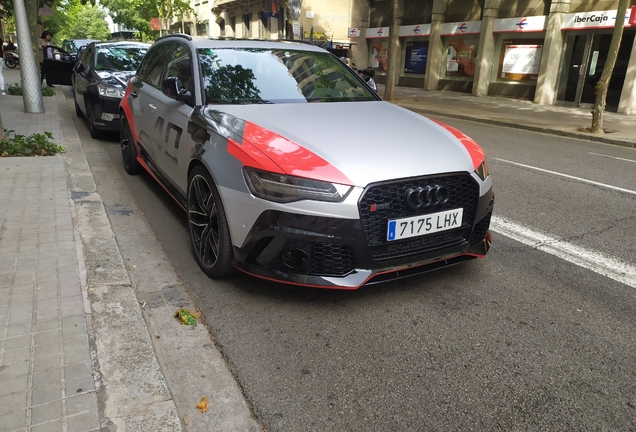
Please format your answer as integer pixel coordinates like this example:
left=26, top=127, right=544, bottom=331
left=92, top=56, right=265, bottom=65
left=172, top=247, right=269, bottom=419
left=242, top=121, right=353, bottom=185
left=430, top=119, right=485, bottom=170
left=120, top=82, right=140, bottom=144
left=227, top=137, right=285, bottom=173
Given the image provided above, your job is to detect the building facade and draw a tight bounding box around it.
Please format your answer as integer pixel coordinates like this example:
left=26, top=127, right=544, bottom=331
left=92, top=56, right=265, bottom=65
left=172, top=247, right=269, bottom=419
left=208, top=1, right=636, bottom=114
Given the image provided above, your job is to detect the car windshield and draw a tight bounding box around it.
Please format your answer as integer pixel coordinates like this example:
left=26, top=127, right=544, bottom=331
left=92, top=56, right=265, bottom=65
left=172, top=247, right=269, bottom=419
left=95, top=45, right=148, bottom=71
left=64, top=40, right=94, bottom=55
left=197, top=48, right=376, bottom=104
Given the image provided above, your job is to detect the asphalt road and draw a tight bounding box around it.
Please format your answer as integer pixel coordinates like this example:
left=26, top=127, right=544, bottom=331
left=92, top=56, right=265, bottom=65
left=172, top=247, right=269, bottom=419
left=70, top=97, right=636, bottom=431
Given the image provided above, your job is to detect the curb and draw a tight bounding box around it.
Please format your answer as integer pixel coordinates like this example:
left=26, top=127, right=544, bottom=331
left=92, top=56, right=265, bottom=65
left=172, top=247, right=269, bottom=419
left=55, top=87, right=261, bottom=432
left=56, top=89, right=184, bottom=431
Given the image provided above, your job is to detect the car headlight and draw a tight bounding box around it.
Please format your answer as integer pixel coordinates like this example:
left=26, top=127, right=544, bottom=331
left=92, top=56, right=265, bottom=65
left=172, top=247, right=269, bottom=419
left=243, top=167, right=352, bottom=203
left=98, top=85, right=125, bottom=99
left=474, top=159, right=489, bottom=181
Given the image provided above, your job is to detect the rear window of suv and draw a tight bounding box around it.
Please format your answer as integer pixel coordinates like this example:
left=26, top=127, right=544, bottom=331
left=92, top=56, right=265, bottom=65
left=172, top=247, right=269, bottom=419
left=197, top=48, right=376, bottom=105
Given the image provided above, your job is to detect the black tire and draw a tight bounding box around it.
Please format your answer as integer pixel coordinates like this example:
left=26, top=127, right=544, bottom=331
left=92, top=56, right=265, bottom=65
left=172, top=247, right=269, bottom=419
left=5, top=57, right=18, bottom=69
left=74, top=97, right=84, bottom=118
left=85, top=101, right=101, bottom=139
left=120, top=114, right=142, bottom=175
left=187, top=166, right=235, bottom=278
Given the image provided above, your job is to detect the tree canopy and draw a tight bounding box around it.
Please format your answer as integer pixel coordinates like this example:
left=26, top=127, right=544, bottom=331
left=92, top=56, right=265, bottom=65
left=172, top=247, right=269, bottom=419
left=99, top=0, right=193, bottom=40
left=42, top=0, right=111, bottom=42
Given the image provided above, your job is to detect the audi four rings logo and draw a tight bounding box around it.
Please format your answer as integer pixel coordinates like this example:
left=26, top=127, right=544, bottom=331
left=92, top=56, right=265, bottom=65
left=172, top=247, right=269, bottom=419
left=405, top=185, right=449, bottom=209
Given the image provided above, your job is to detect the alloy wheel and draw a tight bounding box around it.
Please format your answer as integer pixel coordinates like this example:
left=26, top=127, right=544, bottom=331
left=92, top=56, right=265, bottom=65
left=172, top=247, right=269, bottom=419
left=188, top=173, right=221, bottom=269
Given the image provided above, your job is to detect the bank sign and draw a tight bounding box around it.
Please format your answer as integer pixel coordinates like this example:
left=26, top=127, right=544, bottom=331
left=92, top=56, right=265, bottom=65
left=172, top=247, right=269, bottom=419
left=562, top=9, right=634, bottom=30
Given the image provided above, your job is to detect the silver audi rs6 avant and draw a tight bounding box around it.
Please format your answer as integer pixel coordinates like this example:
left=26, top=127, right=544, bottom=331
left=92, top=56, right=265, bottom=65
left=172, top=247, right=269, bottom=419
left=120, top=34, right=494, bottom=289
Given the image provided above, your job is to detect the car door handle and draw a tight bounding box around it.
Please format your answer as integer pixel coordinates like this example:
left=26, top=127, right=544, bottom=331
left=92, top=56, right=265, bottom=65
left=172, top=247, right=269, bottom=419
left=149, top=104, right=157, bottom=112
left=130, top=91, right=137, bottom=98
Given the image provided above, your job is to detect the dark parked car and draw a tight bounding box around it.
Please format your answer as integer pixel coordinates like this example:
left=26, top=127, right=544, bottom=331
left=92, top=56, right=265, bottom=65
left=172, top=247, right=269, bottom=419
left=62, top=39, right=99, bottom=59
left=119, top=34, right=494, bottom=289
left=42, top=45, right=75, bottom=85
left=47, top=41, right=149, bottom=138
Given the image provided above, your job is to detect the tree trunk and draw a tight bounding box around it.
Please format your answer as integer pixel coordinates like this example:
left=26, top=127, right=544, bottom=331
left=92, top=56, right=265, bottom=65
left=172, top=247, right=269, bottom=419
left=25, top=0, right=39, bottom=63
left=590, top=0, right=629, bottom=134
left=383, top=0, right=403, bottom=101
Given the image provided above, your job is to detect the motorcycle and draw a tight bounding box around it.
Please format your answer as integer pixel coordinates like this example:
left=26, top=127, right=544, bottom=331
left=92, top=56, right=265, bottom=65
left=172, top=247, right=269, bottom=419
left=4, top=50, right=19, bottom=69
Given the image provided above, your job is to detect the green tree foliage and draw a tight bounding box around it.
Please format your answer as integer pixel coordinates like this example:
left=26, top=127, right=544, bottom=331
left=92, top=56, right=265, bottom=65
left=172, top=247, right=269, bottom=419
left=42, top=0, right=110, bottom=42
left=0, top=0, right=54, bottom=20
left=99, top=0, right=193, bottom=40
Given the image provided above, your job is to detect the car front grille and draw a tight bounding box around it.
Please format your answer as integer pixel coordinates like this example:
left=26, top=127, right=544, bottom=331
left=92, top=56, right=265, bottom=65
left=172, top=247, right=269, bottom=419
left=279, top=241, right=356, bottom=276
left=358, top=173, right=479, bottom=262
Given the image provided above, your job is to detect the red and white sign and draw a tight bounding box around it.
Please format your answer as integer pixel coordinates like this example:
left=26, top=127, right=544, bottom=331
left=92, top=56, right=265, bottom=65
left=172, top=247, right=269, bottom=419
left=398, top=24, right=431, bottom=37
left=494, top=16, right=547, bottom=33
left=366, top=27, right=389, bottom=38
left=150, top=18, right=161, bottom=31
left=440, top=20, right=480, bottom=36
left=562, top=10, right=631, bottom=30
left=348, top=28, right=360, bottom=38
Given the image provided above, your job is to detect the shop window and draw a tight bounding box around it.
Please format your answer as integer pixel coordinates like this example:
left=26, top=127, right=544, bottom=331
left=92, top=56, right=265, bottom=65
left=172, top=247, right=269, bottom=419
left=370, top=40, right=389, bottom=72
left=244, top=13, right=252, bottom=37
left=404, top=41, right=429, bottom=75
left=444, top=37, right=479, bottom=79
left=497, top=38, right=543, bottom=82
left=196, top=23, right=208, bottom=36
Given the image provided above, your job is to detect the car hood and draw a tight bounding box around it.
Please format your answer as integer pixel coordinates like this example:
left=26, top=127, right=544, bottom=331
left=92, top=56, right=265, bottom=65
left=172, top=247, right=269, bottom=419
left=96, top=70, right=135, bottom=88
left=208, top=101, right=479, bottom=187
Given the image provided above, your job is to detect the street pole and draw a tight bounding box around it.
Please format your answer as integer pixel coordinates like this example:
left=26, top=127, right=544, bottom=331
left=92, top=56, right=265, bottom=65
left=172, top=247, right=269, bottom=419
left=12, top=0, right=44, bottom=113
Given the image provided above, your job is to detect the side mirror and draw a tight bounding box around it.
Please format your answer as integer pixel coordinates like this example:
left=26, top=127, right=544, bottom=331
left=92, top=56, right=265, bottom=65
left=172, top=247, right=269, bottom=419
left=162, top=76, right=192, bottom=104
left=75, top=63, right=85, bottom=74
left=162, top=76, right=185, bottom=98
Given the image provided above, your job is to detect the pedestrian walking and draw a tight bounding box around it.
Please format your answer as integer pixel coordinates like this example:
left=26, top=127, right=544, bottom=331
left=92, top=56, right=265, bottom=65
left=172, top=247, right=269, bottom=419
left=0, top=38, right=5, bottom=95
left=40, top=30, right=54, bottom=87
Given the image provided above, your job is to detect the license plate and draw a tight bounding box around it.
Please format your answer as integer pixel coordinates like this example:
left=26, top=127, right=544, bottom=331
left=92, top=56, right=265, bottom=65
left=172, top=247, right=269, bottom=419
left=387, top=208, right=463, bottom=241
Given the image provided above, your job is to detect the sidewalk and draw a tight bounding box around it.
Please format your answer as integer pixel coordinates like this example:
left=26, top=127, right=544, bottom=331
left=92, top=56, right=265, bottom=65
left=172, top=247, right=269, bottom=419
left=377, top=83, right=636, bottom=148
left=1, top=67, right=259, bottom=432
left=1, top=67, right=634, bottom=432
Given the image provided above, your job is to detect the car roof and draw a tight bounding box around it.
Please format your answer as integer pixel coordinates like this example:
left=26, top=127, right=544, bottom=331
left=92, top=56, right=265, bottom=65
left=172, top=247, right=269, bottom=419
left=159, top=35, right=328, bottom=54
left=65, top=39, right=98, bottom=44
left=92, top=40, right=151, bottom=48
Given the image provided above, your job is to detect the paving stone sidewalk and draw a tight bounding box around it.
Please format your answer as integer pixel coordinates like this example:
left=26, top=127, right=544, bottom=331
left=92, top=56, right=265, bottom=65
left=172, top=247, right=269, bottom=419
left=0, top=156, right=99, bottom=432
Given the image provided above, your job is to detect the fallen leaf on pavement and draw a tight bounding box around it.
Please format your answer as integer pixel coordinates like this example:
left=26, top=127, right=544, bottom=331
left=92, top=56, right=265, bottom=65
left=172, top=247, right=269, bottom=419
left=196, top=397, right=208, bottom=413
left=174, top=309, right=198, bottom=326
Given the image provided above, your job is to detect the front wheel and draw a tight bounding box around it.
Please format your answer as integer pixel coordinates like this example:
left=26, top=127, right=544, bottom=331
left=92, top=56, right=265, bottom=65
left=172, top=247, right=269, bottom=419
left=4, top=57, right=18, bottom=69
left=85, top=101, right=101, bottom=139
left=74, top=95, right=84, bottom=118
left=120, top=114, right=142, bottom=175
left=187, top=166, right=235, bottom=278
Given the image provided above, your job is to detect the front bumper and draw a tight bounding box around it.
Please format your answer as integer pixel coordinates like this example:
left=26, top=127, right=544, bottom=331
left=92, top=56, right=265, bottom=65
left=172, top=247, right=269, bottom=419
left=90, top=97, right=121, bottom=131
left=233, top=175, right=494, bottom=289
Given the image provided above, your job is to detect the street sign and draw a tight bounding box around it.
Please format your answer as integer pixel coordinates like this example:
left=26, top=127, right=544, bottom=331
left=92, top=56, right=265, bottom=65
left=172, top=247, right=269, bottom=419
left=348, top=28, right=360, bottom=38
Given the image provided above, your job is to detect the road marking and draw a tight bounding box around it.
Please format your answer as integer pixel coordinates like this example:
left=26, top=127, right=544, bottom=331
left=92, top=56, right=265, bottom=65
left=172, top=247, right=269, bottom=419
left=491, top=216, right=636, bottom=289
left=494, top=158, right=636, bottom=196
left=588, top=152, right=636, bottom=163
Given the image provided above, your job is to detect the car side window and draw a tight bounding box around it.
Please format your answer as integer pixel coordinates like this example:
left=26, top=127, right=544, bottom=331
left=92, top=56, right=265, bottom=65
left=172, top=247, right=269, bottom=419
left=79, top=46, right=93, bottom=71
left=138, top=42, right=174, bottom=89
left=164, top=43, right=192, bottom=93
